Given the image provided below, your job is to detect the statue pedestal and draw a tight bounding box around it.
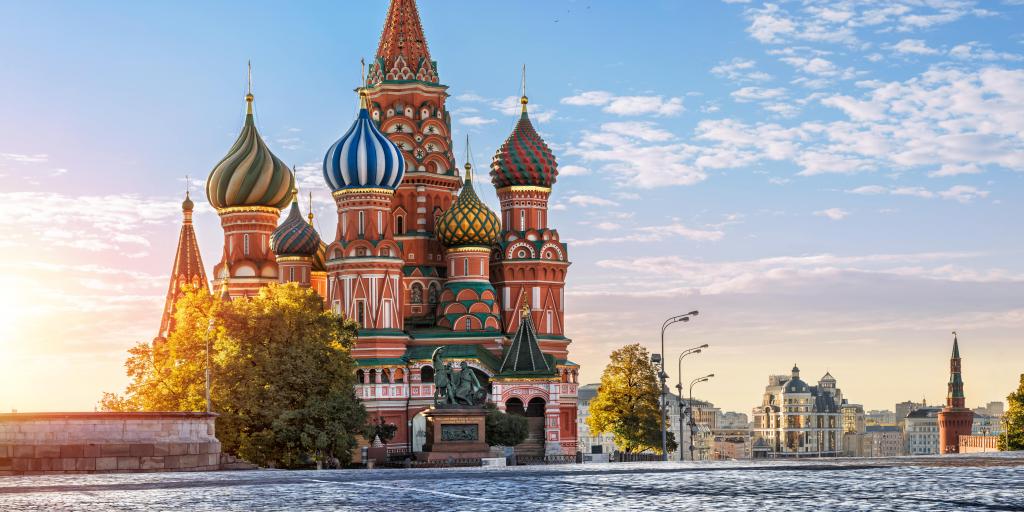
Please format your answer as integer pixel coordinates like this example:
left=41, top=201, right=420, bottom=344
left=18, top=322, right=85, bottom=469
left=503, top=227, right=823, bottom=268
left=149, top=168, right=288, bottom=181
left=420, top=407, right=490, bottom=462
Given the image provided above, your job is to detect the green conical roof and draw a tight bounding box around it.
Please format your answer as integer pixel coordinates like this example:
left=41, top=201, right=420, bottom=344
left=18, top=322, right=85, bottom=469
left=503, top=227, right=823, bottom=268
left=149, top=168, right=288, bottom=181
left=499, top=307, right=552, bottom=375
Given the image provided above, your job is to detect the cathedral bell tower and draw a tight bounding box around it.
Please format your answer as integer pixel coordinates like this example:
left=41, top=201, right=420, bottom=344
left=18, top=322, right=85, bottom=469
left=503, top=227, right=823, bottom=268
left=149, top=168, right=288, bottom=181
left=323, top=87, right=407, bottom=358
left=938, top=332, right=974, bottom=454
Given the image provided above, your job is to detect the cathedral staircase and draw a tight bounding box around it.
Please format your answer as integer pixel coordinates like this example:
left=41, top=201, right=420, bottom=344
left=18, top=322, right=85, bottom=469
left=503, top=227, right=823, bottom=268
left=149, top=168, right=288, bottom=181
left=515, top=417, right=546, bottom=459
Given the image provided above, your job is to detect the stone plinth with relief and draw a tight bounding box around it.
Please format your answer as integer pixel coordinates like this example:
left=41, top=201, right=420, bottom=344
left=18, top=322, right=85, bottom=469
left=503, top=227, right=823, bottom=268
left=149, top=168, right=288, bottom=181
left=420, top=407, right=489, bottom=462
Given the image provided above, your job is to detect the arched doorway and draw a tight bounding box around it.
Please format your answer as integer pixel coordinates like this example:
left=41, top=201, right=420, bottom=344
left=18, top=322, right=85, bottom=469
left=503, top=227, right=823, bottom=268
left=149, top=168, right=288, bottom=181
left=411, top=410, right=428, bottom=453
left=505, top=398, right=525, bottom=416
left=527, top=397, right=546, bottom=417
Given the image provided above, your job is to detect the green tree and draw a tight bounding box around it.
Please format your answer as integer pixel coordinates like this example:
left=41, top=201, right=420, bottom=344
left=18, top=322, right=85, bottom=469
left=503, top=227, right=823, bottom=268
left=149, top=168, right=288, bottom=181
left=364, top=417, right=398, bottom=445
left=587, top=343, right=677, bottom=454
left=484, top=404, right=528, bottom=447
left=998, top=374, right=1024, bottom=451
left=102, top=284, right=367, bottom=468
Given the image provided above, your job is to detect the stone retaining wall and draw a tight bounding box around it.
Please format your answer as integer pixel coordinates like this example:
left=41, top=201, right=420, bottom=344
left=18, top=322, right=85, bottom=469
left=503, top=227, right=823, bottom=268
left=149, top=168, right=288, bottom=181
left=0, top=412, right=221, bottom=475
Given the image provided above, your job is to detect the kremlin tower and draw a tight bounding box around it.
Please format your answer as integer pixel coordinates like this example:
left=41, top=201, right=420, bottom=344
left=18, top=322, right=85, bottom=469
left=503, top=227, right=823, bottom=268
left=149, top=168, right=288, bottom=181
left=159, top=0, right=580, bottom=456
left=206, top=69, right=295, bottom=299
left=938, top=333, right=974, bottom=454
left=155, top=191, right=208, bottom=343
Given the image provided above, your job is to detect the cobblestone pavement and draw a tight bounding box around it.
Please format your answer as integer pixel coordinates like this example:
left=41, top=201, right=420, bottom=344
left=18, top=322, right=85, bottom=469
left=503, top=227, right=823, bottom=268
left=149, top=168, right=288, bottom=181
left=1, top=453, right=1022, bottom=511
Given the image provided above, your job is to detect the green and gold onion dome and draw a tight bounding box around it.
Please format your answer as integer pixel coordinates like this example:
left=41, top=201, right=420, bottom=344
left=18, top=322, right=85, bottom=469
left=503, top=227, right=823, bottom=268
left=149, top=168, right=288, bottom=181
left=207, top=92, right=295, bottom=211
left=269, top=193, right=321, bottom=257
left=435, top=163, right=501, bottom=248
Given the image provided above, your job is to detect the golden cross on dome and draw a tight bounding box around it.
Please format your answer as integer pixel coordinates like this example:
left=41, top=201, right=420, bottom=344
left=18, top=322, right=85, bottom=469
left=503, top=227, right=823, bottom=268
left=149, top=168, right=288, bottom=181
left=520, top=64, right=528, bottom=112
left=245, top=60, right=254, bottom=114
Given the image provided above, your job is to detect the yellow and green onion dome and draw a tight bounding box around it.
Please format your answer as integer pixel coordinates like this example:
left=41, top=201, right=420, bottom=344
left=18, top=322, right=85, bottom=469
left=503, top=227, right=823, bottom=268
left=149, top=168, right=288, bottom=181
left=269, top=195, right=321, bottom=257
left=490, top=96, right=558, bottom=189
left=207, top=93, right=295, bottom=211
left=435, top=164, right=500, bottom=248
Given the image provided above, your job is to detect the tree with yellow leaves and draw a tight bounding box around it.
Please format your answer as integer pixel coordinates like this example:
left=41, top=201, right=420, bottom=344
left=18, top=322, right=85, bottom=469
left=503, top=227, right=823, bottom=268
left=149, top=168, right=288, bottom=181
left=587, top=343, right=677, bottom=454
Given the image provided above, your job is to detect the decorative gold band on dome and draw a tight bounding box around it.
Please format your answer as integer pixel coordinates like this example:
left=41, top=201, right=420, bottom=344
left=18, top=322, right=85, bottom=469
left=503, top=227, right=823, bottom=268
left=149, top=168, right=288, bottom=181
left=496, top=185, right=551, bottom=194
left=332, top=187, right=396, bottom=198
left=276, top=256, right=313, bottom=263
left=446, top=245, right=492, bottom=253
left=217, top=206, right=281, bottom=215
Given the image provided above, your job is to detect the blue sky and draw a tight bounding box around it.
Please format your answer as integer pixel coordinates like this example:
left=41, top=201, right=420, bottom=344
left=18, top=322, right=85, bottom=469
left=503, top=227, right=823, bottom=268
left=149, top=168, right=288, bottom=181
left=1, top=0, right=1022, bottom=413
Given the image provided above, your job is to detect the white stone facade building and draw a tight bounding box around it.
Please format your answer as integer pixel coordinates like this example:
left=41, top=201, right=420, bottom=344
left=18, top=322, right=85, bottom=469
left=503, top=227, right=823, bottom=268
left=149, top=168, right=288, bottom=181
left=904, top=407, right=942, bottom=455
left=751, top=365, right=844, bottom=458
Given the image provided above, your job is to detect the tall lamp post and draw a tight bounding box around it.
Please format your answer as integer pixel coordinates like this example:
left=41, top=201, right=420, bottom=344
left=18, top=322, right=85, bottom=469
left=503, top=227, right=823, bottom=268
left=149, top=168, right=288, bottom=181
left=688, top=374, right=714, bottom=461
left=655, top=311, right=699, bottom=461
left=675, top=345, right=708, bottom=460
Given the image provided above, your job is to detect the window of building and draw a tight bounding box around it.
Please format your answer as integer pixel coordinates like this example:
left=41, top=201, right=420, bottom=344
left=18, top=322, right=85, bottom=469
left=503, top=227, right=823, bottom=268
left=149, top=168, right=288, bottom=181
left=519, top=210, right=525, bottom=231
left=396, top=215, right=405, bottom=234
left=243, top=234, right=250, bottom=256
left=289, top=267, right=295, bottom=282
left=358, top=211, right=365, bottom=236
left=357, top=301, right=366, bottom=326
left=411, top=283, right=424, bottom=304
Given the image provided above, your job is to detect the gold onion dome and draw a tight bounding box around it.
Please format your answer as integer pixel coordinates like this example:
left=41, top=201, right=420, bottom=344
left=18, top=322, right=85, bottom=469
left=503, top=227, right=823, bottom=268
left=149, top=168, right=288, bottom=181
left=435, top=163, right=500, bottom=248
left=206, top=89, right=294, bottom=211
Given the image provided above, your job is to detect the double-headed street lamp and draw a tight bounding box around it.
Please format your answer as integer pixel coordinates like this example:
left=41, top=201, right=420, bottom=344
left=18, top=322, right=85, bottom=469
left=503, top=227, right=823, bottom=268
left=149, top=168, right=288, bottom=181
left=675, top=345, right=708, bottom=460
left=688, top=374, right=714, bottom=461
left=654, top=311, right=699, bottom=461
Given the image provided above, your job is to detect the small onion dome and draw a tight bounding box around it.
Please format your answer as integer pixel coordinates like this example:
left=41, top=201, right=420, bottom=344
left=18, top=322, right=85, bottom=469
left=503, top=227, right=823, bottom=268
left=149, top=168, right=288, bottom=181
left=435, top=164, right=500, bottom=248
left=269, top=197, right=321, bottom=257
left=323, top=91, right=405, bottom=192
left=182, top=191, right=195, bottom=212
left=490, top=95, right=557, bottom=189
left=312, top=241, right=327, bottom=272
left=207, top=93, right=294, bottom=210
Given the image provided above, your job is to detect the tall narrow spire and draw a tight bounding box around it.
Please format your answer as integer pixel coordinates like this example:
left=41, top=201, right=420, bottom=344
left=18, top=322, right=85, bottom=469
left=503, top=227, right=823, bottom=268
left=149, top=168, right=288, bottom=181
left=947, top=331, right=965, bottom=406
left=369, top=0, right=437, bottom=84
left=156, top=190, right=209, bottom=341
left=521, top=64, right=528, bottom=113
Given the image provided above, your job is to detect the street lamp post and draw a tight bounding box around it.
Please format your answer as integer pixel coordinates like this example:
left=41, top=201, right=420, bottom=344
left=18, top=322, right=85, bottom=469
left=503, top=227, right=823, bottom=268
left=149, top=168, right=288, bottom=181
left=657, top=311, right=699, bottom=461
left=675, top=344, right=708, bottom=461
left=688, top=374, right=714, bottom=461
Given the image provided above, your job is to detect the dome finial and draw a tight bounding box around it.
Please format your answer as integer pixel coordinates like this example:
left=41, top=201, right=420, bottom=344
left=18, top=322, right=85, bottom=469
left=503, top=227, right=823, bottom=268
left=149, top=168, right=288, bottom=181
left=246, top=60, right=254, bottom=115
left=358, top=57, right=369, bottom=109
left=520, top=64, right=528, bottom=113
left=307, top=191, right=314, bottom=226
left=464, top=134, right=473, bottom=183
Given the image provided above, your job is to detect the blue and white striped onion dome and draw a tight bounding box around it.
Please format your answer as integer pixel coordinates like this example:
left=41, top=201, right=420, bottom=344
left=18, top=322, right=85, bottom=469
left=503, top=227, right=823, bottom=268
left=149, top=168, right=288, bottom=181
left=323, top=96, right=406, bottom=192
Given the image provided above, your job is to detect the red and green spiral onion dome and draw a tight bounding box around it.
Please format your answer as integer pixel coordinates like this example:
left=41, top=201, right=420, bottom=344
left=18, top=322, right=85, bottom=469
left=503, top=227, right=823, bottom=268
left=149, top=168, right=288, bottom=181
left=490, top=96, right=558, bottom=190
left=435, top=164, right=501, bottom=248
left=312, top=241, right=328, bottom=272
left=206, top=93, right=295, bottom=211
left=270, top=197, right=321, bottom=257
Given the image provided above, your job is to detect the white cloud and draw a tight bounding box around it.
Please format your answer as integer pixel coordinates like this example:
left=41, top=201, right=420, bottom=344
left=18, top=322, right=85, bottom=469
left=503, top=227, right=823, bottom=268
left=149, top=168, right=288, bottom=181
left=845, top=184, right=991, bottom=202
left=711, top=58, right=772, bottom=81
left=949, top=42, right=1023, bottom=62
left=600, top=121, right=674, bottom=142
left=459, top=116, right=496, bottom=126
left=731, top=87, right=786, bottom=102
left=561, top=91, right=684, bottom=116
left=594, top=222, right=620, bottom=231
left=567, top=195, right=619, bottom=207
left=929, top=163, right=982, bottom=177
left=1, top=153, right=49, bottom=163
left=892, top=39, right=940, bottom=55
left=570, top=221, right=724, bottom=246
left=815, top=208, right=850, bottom=220
left=938, top=185, right=990, bottom=203
left=559, top=165, right=590, bottom=176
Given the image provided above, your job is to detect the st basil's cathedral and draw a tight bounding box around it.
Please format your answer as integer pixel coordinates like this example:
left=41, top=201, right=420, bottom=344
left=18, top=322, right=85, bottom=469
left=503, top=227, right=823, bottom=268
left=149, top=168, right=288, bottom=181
left=156, top=0, right=579, bottom=456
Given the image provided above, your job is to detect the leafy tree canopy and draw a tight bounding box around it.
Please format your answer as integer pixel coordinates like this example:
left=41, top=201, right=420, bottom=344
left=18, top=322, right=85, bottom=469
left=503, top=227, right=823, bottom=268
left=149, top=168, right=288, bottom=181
left=102, top=284, right=367, bottom=468
left=587, top=343, right=677, bottom=454
left=484, top=404, right=529, bottom=447
left=999, top=374, right=1024, bottom=451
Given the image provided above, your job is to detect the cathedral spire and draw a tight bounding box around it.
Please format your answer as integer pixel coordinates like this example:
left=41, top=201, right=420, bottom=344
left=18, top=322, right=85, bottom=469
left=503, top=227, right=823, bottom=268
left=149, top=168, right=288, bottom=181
left=947, top=331, right=965, bottom=406
left=156, top=190, right=209, bottom=341
left=370, top=0, right=438, bottom=84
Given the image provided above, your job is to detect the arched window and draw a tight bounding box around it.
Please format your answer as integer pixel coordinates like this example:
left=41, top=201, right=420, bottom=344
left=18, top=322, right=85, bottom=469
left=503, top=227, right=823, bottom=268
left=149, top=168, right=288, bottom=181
left=355, top=369, right=365, bottom=384
left=421, top=366, right=435, bottom=383
left=243, top=234, right=250, bottom=256
left=546, top=310, right=553, bottom=332
left=358, top=211, right=365, bottom=236
left=506, top=398, right=526, bottom=416
left=411, top=283, right=424, bottom=304
left=519, top=210, right=526, bottom=231
left=357, top=301, right=366, bottom=326
left=465, top=318, right=472, bottom=331
left=463, top=258, right=468, bottom=276
left=396, top=215, right=405, bottom=235
left=527, top=397, right=546, bottom=417
left=368, top=369, right=378, bottom=384
left=393, top=368, right=405, bottom=384
left=428, top=284, right=439, bottom=305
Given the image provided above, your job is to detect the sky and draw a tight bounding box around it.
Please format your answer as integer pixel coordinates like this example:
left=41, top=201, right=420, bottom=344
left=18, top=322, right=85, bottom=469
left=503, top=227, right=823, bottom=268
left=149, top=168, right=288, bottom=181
left=1, top=0, right=1022, bottom=415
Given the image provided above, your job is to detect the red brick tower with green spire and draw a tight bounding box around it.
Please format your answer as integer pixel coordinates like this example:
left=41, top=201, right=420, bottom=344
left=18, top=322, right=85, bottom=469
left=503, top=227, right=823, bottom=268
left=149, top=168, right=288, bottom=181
left=938, top=332, right=974, bottom=454
left=365, top=0, right=460, bottom=325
